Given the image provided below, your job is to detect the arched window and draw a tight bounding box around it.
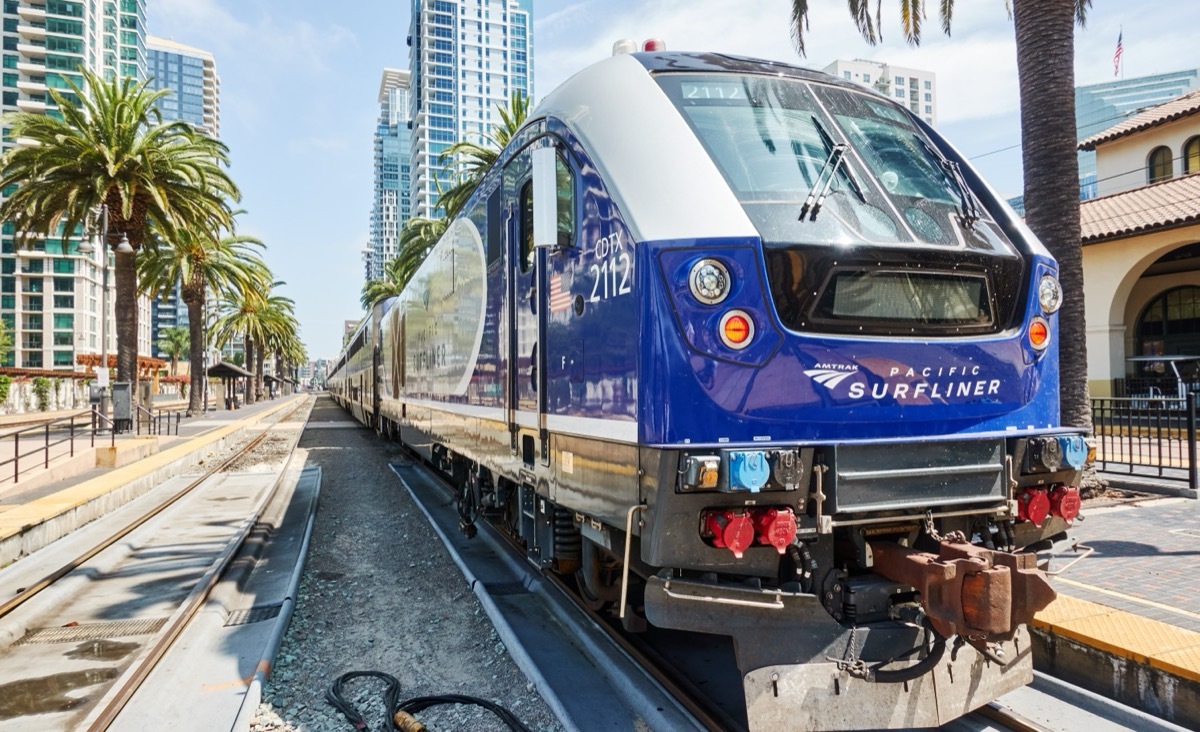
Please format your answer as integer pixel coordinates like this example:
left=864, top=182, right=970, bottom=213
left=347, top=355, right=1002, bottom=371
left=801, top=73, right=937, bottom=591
left=1185, top=136, right=1200, bottom=175
left=1136, top=286, right=1200, bottom=358
left=1148, top=146, right=1174, bottom=183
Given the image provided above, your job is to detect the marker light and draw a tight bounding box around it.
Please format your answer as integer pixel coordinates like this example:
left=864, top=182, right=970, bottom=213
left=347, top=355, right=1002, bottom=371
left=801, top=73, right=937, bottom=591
left=1038, top=274, right=1063, bottom=314
left=643, top=38, right=666, bottom=52
left=1028, top=316, right=1050, bottom=351
left=612, top=39, right=637, bottom=55
left=688, top=258, right=731, bottom=304
left=720, top=310, right=754, bottom=350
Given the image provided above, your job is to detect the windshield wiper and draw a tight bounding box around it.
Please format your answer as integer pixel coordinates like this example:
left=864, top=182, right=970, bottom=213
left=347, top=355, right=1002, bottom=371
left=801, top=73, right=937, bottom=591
left=801, top=116, right=866, bottom=221
left=916, top=135, right=981, bottom=229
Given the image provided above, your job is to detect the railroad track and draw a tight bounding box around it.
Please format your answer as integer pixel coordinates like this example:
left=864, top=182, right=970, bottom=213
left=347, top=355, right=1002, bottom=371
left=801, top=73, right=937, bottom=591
left=397, top=455, right=1188, bottom=732
left=0, top=396, right=312, bottom=731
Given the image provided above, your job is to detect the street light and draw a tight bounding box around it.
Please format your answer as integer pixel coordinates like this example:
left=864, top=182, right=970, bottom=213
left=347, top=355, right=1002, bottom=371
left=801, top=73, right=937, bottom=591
left=77, top=206, right=131, bottom=424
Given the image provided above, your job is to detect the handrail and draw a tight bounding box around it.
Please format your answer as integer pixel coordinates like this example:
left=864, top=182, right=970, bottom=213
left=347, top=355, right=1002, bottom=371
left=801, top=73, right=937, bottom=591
left=0, top=408, right=97, bottom=484
left=135, top=404, right=156, bottom=436
left=134, top=404, right=182, bottom=437
left=91, top=407, right=117, bottom=449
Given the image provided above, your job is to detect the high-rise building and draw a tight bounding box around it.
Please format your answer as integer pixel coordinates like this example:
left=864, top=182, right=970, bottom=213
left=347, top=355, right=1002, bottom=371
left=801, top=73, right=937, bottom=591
left=144, top=36, right=221, bottom=359
left=822, top=59, right=937, bottom=126
left=1075, top=69, right=1200, bottom=199
left=366, top=68, right=411, bottom=282
left=0, top=0, right=149, bottom=370
left=146, top=36, right=220, bottom=137
left=406, top=0, right=533, bottom=220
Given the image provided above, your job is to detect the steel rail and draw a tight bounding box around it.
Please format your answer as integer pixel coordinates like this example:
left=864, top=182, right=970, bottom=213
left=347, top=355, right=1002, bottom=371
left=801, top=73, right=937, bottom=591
left=82, top=396, right=313, bottom=730
left=975, top=699, right=1057, bottom=732
left=0, top=396, right=309, bottom=622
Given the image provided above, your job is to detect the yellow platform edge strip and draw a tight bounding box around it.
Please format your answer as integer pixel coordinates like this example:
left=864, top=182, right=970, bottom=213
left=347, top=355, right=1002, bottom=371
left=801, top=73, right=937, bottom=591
left=0, top=397, right=303, bottom=540
left=1034, top=592, right=1200, bottom=684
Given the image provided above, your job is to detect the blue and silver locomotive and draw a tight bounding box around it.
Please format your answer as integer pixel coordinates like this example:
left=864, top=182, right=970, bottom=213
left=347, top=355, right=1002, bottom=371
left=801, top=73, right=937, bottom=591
left=331, top=51, right=1087, bottom=730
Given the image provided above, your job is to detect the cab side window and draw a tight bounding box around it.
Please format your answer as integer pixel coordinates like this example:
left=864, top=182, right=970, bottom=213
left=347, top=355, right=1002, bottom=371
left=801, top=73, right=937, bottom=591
left=519, top=179, right=534, bottom=273
left=556, top=154, right=574, bottom=249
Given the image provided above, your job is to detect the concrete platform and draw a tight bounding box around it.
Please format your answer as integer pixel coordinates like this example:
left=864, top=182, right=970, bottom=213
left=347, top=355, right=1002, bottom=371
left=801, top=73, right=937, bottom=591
left=1032, top=497, right=1200, bottom=729
left=0, top=396, right=306, bottom=567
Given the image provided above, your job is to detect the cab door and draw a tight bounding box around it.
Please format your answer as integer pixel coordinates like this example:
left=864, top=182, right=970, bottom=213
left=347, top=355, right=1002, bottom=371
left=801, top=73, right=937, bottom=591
left=506, top=147, right=546, bottom=465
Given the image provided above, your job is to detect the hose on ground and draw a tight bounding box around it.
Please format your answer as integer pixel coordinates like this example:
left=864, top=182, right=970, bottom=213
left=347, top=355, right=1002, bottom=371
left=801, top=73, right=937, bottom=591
left=326, top=670, right=531, bottom=732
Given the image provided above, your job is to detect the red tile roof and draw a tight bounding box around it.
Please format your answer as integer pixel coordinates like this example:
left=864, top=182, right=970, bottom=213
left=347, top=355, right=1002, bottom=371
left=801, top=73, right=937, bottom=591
left=1079, top=88, right=1200, bottom=150
left=1081, top=172, right=1200, bottom=243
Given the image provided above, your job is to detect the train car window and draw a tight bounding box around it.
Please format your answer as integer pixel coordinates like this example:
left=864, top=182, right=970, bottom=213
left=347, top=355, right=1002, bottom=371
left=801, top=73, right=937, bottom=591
left=555, top=154, right=574, bottom=249
left=519, top=179, right=535, bottom=272
left=486, top=188, right=502, bottom=263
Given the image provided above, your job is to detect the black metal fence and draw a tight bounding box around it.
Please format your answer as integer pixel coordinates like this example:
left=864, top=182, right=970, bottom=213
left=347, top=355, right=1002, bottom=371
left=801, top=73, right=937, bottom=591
left=1091, top=395, right=1198, bottom=494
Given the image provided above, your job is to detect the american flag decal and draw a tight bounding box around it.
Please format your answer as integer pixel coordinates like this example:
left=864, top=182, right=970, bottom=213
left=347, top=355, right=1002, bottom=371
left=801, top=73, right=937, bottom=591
left=548, top=273, right=572, bottom=313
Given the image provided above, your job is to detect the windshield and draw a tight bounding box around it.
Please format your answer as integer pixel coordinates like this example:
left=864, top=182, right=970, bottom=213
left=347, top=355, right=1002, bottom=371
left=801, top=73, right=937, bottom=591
left=654, top=72, right=1012, bottom=253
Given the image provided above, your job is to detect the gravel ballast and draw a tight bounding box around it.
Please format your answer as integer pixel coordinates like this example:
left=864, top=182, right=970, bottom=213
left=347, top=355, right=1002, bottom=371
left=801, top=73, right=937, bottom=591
left=249, top=397, right=564, bottom=732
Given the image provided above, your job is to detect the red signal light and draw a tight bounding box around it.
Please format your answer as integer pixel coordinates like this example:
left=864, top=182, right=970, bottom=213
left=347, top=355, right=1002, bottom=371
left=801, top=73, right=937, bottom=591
left=643, top=38, right=666, bottom=52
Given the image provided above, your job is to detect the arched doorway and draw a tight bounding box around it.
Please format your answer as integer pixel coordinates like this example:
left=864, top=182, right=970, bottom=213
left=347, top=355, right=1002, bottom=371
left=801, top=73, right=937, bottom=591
left=1135, top=285, right=1200, bottom=358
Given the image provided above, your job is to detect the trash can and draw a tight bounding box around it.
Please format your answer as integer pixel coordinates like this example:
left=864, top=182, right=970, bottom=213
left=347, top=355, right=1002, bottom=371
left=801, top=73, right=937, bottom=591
left=112, top=382, right=132, bottom=433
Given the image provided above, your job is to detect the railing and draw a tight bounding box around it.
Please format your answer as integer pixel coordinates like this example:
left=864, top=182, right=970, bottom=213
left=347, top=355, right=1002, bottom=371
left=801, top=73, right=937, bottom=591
left=0, top=407, right=115, bottom=484
left=1111, top=377, right=1200, bottom=400
left=1091, top=395, right=1198, bottom=495
left=135, top=404, right=181, bottom=437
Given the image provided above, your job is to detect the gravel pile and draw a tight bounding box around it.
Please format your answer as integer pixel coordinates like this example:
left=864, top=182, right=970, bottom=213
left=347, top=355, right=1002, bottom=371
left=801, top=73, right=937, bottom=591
left=249, top=397, right=564, bottom=732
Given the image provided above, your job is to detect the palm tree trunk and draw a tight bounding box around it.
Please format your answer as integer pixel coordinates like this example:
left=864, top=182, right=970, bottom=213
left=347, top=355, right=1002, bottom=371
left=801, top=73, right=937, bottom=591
left=255, top=347, right=265, bottom=400
left=114, top=248, right=139, bottom=398
left=243, top=335, right=255, bottom=406
left=183, top=293, right=205, bottom=416
left=1013, top=0, right=1091, bottom=431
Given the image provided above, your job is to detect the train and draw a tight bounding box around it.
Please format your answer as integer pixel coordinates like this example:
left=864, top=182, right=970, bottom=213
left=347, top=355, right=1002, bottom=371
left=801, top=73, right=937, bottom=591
left=330, top=50, right=1088, bottom=730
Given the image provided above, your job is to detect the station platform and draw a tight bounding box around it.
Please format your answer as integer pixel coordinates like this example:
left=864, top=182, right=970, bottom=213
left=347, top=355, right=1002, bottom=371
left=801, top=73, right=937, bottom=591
left=0, top=394, right=306, bottom=567
left=1031, top=492, right=1200, bottom=727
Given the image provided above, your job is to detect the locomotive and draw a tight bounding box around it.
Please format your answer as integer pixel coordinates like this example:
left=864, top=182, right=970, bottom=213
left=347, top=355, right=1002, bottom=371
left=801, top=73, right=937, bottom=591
left=330, top=51, right=1087, bottom=730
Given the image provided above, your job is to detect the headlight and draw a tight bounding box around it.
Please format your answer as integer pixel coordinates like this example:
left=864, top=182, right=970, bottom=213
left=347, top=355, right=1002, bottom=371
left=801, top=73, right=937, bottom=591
left=1038, top=274, right=1062, bottom=314
left=688, top=259, right=731, bottom=305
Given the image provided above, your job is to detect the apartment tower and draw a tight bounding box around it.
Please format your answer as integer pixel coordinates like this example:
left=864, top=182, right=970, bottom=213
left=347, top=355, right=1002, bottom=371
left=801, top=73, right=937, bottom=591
left=0, top=0, right=148, bottom=369
left=406, top=0, right=533, bottom=221
left=144, top=35, right=221, bottom=359
left=822, top=59, right=937, bottom=127
left=366, top=68, right=411, bottom=282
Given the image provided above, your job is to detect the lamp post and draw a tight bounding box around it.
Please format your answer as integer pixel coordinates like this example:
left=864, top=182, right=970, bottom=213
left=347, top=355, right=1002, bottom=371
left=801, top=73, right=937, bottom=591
left=78, top=205, right=132, bottom=425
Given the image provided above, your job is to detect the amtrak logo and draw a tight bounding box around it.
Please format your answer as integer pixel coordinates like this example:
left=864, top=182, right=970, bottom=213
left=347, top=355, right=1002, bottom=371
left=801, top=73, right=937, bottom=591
left=805, top=361, right=1002, bottom=403
left=803, top=368, right=859, bottom=390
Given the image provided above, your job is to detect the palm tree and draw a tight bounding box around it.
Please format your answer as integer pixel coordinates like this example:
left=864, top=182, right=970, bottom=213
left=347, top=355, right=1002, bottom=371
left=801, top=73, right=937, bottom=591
left=212, top=277, right=295, bottom=405
left=438, top=90, right=530, bottom=219
left=0, top=68, right=239, bottom=392
left=789, top=0, right=1092, bottom=430
left=138, top=226, right=267, bottom=415
left=156, top=326, right=190, bottom=377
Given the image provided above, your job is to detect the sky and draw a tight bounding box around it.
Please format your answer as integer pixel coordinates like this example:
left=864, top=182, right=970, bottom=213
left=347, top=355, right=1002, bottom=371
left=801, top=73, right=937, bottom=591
left=148, top=0, right=1200, bottom=360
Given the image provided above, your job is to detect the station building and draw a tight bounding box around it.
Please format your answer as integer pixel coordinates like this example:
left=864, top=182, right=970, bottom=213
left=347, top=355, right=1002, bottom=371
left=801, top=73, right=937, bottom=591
left=1079, top=88, right=1200, bottom=396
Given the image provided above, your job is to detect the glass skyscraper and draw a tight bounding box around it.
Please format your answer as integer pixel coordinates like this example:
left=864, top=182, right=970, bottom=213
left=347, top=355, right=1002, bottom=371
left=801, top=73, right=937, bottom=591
left=0, top=0, right=148, bottom=370
left=144, top=36, right=221, bottom=358
left=406, top=0, right=533, bottom=221
left=366, top=68, right=411, bottom=283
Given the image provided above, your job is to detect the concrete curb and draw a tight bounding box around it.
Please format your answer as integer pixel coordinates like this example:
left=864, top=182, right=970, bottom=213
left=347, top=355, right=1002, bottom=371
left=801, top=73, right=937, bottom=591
left=231, top=465, right=322, bottom=732
left=0, top=396, right=303, bottom=567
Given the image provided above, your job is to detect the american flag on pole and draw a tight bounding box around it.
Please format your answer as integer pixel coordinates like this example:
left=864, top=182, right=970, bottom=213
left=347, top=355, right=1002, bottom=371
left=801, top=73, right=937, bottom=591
left=1113, top=31, right=1123, bottom=77
left=548, top=272, right=572, bottom=313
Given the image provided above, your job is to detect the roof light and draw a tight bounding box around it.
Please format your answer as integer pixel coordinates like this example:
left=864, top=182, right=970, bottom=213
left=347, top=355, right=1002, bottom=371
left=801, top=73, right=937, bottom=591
left=643, top=38, right=666, bottom=52
left=1028, top=316, right=1050, bottom=351
left=688, top=258, right=730, bottom=304
left=720, top=310, right=754, bottom=350
left=612, top=39, right=637, bottom=55
left=1038, top=274, right=1062, bottom=314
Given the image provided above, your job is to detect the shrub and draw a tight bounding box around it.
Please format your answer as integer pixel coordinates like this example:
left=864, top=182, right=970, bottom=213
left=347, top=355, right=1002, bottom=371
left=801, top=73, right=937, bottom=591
left=0, top=375, right=11, bottom=403
left=32, top=376, right=50, bottom=411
